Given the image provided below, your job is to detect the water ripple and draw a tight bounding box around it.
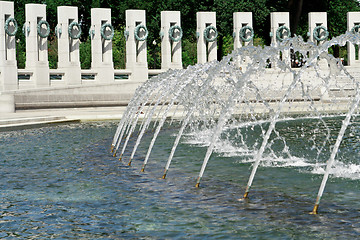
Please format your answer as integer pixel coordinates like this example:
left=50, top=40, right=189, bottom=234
left=0, top=121, right=360, bottom=239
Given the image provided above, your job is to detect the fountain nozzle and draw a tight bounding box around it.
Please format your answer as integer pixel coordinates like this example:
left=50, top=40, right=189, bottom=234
left=162, top=169, right=168, bottom=179
left=243, top=192, right=249, bottom=199
left=195, top=176, right=201, bottom=188
left=310, top=204, right=319, bottom=215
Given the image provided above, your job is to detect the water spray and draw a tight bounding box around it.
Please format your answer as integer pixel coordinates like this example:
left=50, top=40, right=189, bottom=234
left=311, top=80, right=360, bottom=214
left=111, top=32, right=360, bottom=214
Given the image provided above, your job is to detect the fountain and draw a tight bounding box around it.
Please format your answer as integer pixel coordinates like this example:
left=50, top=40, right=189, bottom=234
left=111, top=31, right=360, bottom=215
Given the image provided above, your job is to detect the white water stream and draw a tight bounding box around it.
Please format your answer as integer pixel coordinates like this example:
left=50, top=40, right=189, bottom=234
left=112, top=32, right=360, bottom=213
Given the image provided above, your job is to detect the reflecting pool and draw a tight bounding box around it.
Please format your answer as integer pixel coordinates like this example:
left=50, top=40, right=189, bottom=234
left=1, top=120, right=360, bottom=239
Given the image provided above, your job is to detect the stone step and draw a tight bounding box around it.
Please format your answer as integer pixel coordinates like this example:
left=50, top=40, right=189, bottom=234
left=0, top=116, right=79, bottom=130
left=0, top=116, right=64, bottom=125
left=13, top=93, right=134, bottom=110
left=14, top=93, right=134, bottom=102
left=15, top=100, right=130, bottom=110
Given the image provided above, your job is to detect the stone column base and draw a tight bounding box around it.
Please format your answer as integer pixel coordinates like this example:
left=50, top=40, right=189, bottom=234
left=0, top=94, right=15, bottom=113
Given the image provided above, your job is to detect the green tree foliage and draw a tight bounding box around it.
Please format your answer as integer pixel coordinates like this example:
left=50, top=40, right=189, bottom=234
left=112, top=28, right=126, bottom=69
left=79, top=39, right=91, bottom=69
left=11, top=0, right=360, bottom=69
left=182, top=37, right=197, bottom=67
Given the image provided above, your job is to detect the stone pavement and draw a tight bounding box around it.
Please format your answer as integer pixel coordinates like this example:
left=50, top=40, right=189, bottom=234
left=0, top=106, right=127, bottom=131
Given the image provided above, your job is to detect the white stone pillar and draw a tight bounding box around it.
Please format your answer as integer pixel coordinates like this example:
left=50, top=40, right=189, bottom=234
left=308, top=12, right=328, bottom=44
left=57, top=6, right=81, bottom=85
left=308, top=12, right=328, bottom=68
left=233, top=12, right=253, bottom=49
left=197, top=12, right=217, bottom=64
left=25, top=4, right=49, bottom=87
left=309, top=12, right=328, bottom=97
left=125, top=10, right=148, bottom=82
left=347, top=12, right=360, bottom=66
left=270, top=12, right=290, bottom=45
left=233, top=12, right=253, bottom=69
left=0, top=1, right=17, bottom=91
left=160, top=11, right=182, bottom=70
left=90, top=8, right=114, bottom=83
left=270, top=12, right=290, bottom=67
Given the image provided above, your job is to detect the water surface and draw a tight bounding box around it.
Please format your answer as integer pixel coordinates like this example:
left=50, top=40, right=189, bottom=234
left=1, top=120, right=359, bottom=239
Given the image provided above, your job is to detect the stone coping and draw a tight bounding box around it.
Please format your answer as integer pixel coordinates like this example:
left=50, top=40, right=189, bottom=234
left=0, top=106, right=127, bottom=131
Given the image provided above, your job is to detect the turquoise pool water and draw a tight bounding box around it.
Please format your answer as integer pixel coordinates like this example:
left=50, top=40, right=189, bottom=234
left=1, top=119, right=360, bottom=239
